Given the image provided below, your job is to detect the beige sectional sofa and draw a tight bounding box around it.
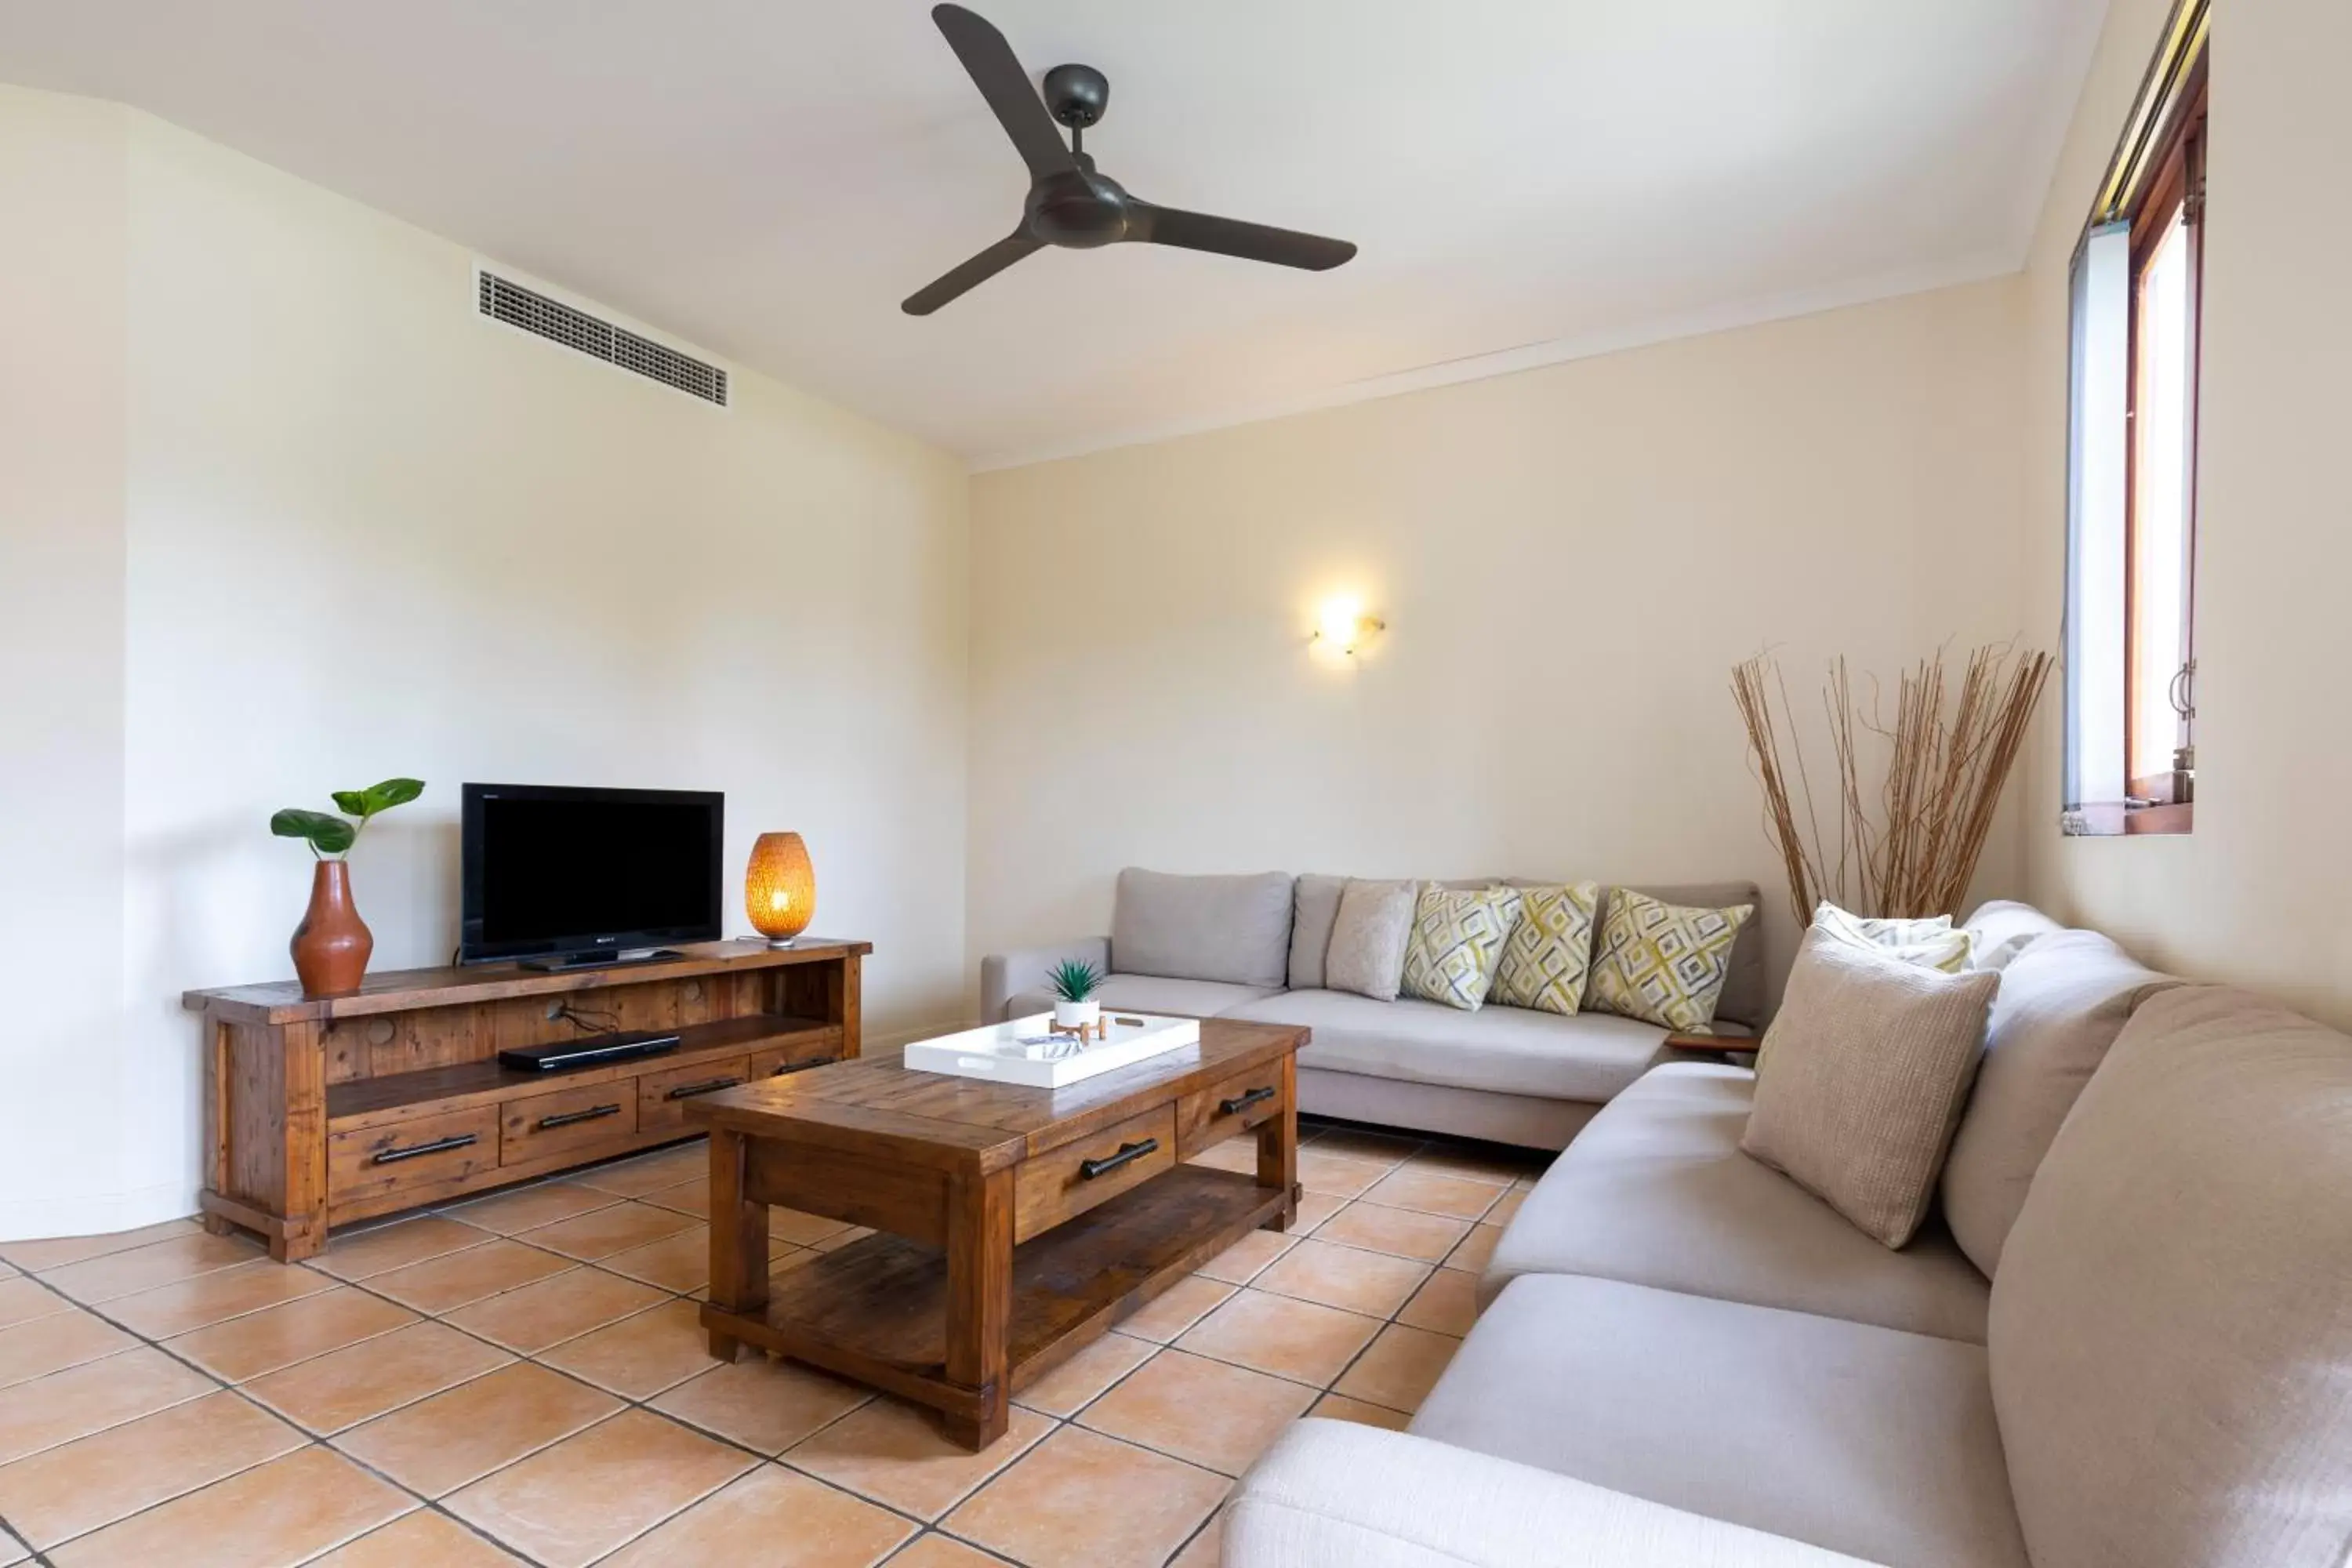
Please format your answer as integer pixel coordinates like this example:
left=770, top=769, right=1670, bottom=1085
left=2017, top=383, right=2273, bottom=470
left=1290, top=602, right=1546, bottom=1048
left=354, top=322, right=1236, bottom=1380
left=1225, top=904, right=2352, bottom=1568
left=979, top=868, right=1766, bottom=1149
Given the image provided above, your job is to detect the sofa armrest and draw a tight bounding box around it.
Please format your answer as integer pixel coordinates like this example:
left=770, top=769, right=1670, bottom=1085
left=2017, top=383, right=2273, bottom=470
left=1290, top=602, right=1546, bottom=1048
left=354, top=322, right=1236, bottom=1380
left=978, top=936, right=1110, bottom=1023
left=1225, top=1421, right=1881, bottom=1568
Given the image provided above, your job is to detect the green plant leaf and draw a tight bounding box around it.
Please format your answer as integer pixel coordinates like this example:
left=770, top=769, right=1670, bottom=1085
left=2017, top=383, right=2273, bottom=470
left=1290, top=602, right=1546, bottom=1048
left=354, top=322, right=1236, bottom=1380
left=270, top=808, right=356, bottom=855
left=361, top=778, right=425, bottom=815
left=1048, top=959, right=1101, bottom=1003
left=330, top=790, right=371, bottom=815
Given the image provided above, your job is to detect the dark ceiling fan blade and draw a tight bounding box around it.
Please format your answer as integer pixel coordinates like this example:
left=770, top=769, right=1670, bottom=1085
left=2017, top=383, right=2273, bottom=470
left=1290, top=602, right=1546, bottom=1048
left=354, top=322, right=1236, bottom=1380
left=902, top=232, right=1044, bottom=315
left=1127, top=205, right=1357, bottom=270
left=931, top=5, right=1078, bottom=183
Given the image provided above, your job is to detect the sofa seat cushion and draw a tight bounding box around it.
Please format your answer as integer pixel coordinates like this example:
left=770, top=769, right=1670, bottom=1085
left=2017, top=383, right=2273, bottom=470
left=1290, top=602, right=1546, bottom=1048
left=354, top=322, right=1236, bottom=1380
left=1413, top=1273, right=2027, bottom=1568
left=1000, top=973, right=1279, bottom=1021
left=1229, top=1420, right=1883, bottom=1568
left=1484, top=1063, right=1990, bottom=1342
left=1225, top=989, right=1670, bottom=1103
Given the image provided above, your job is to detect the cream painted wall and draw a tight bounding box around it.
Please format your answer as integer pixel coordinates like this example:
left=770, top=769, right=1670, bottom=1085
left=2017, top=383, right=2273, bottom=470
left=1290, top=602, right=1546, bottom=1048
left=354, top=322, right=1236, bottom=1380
left=968, top=278, right=2033, bottom=1010
left=0, top=90, right=971, bottom=1238
left=2019, top=0, right=2352, bottom=1028
left=0, top=91, right=131, bottom=1238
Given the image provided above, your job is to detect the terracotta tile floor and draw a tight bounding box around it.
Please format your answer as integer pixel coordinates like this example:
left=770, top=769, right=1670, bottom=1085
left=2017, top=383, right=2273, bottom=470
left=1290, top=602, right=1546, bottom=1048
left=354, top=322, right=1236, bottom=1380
left=0, top=1121, right=1544, bottom=1566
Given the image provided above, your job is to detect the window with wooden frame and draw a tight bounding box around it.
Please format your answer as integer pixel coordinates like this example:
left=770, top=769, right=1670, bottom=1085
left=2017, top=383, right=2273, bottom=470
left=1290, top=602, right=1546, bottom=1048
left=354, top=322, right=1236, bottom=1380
left=2063, top=0, right=2206, bottom=837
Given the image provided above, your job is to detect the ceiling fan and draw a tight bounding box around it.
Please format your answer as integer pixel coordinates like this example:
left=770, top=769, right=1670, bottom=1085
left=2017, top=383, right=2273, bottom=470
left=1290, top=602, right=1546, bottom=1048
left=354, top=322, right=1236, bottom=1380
left=903, top=4, right=1358, bottom=315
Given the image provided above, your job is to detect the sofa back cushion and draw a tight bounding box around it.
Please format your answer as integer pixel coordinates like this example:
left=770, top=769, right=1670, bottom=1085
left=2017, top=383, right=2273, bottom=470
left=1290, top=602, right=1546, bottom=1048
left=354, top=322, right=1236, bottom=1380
left=1962, top=898, right=2064, bottom=973
left=1939, top=931, right=2180, bottom=1275
left=1592, top=881, right=1768, bottom=1029
left=1287, top=873, right=1347, bottom=990
left=1989, top=984, right=2352, bottom=1568
left=1112, top=869, right=1294, bottom=989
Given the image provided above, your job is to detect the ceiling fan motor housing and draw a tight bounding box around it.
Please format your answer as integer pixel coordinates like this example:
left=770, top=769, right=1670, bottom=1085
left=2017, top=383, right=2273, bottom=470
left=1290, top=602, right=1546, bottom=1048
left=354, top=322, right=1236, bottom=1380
left=1043, top=64, right=1109, bottom=128
left=1028, top=162, right=1131, bottom=247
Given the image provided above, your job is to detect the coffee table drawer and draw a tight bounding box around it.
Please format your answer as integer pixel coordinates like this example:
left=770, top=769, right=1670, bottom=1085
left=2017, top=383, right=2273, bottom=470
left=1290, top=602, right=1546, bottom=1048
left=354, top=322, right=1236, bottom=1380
left=503, top=1081, right=637, bottom=1165
left=1178, top=1062, right=1288, bottom=1158
left=328, top=1106, right=500, bottom=1208
left=640, top=1057, right=753, bottom=1133
left=1014, top=1105, right=1176, bottom=1244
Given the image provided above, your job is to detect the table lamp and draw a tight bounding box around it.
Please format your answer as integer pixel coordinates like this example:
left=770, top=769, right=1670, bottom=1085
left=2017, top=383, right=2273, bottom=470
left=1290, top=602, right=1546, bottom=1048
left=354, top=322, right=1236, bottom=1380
left=745, top=832, right=815, bottom=946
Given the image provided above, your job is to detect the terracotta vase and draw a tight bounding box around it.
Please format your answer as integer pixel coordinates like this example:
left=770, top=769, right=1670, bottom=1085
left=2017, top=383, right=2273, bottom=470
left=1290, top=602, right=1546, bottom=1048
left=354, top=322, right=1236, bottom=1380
left=291, top=859, right=373, bottom=997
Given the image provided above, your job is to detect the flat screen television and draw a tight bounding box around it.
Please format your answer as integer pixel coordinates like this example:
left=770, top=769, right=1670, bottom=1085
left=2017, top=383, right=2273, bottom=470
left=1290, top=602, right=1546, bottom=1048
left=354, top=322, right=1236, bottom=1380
left=459, top=784, right=724, bottom=967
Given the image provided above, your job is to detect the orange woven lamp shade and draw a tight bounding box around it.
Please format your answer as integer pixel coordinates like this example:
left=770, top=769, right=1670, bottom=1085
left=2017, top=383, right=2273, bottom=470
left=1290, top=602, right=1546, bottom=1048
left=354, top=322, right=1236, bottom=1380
left=745, top=832, right=815, bottom=946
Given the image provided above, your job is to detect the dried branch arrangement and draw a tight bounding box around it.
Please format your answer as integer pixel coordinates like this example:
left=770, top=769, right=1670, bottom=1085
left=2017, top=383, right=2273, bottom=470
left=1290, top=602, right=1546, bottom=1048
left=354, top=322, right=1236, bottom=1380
left=1732, top=643, right=2053, bottom=924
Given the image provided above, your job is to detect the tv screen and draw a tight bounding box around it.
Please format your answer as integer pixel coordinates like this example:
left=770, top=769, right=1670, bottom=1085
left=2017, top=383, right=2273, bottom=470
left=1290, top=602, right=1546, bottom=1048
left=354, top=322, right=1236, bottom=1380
left=459, top=784, right=723, bottom=964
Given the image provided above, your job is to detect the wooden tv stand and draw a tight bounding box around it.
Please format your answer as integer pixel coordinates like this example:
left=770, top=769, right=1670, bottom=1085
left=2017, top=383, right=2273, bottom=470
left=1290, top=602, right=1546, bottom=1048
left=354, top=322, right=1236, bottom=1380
left=184, top=939, right=868, bottom=1262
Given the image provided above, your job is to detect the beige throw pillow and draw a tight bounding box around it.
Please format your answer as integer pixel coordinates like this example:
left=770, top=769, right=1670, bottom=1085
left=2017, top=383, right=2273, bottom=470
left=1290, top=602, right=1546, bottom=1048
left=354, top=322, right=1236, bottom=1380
left=1741, top=928, right=2000, bottom=1247
left=1323, top=880, right=1418, bottom=1002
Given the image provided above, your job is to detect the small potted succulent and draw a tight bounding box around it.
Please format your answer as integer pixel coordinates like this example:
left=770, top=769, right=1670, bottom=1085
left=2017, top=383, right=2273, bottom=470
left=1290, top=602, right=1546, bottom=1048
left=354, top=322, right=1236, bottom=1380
left=1049, top=959, right=1103, bottom=1031
left=271, top=778, right=423, bottom=998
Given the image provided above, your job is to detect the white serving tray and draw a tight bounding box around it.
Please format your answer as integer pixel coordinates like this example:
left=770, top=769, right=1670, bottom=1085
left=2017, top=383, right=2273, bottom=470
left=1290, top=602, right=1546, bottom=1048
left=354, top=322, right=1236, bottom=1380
left=902, top=1011, right=1201, bottom=1088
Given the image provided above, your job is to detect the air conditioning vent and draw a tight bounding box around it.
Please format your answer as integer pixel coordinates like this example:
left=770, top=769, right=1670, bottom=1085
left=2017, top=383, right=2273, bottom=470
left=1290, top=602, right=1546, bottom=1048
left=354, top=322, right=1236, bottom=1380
left=477, top=271, right=728, bottom=407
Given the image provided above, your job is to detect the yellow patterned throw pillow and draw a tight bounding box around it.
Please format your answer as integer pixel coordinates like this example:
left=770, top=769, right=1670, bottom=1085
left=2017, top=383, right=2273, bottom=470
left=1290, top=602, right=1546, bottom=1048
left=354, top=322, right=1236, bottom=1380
left=1400, top=885, right=1524, bottom=1011
left=1490, top=882, right=1602, bottom=1014
left=1588, top=889, right=1754, bottom=1033
left=1811, top=902, right=1972, bottom=973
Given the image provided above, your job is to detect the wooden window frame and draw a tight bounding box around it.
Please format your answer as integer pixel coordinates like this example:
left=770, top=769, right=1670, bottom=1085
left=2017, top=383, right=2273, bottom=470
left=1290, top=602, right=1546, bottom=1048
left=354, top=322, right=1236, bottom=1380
left=2065, top=0, right=2206, bottom=839
left=2122, top=66, right=2205, bottom=811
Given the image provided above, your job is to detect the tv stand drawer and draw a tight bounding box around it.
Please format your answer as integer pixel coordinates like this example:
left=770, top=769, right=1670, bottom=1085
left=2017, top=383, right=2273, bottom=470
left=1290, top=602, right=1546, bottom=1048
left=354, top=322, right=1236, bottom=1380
left=503, top=1082, right=638, bottom=1165
left=750, top=1039, right=843, bottom=1080
left=328, top=1107, right=500, bottom=1209
left=640, top=1056, right=753, bottom=1133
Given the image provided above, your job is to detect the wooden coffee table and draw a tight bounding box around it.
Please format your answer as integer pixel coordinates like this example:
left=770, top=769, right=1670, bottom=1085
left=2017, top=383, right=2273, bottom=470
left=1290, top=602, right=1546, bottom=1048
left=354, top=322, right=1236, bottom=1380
left=686, top=1018, right=1305, bottom=1449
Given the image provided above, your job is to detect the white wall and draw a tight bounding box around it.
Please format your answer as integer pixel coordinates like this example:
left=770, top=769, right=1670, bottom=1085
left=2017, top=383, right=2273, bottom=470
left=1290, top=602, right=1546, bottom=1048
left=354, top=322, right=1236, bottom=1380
left=968, top=278, right=2033, bottom=1008
left=0, top=92, right=131, bottom=1238
left=0, top=90, right=972, bottom=1239
left=2019, top=0, right=2352, bottom=1029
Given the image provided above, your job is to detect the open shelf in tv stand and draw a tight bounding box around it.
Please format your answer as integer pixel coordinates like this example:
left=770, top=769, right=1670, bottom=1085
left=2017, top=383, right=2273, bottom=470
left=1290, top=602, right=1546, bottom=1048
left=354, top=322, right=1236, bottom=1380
left=184, top=938, right=868, bottom=1261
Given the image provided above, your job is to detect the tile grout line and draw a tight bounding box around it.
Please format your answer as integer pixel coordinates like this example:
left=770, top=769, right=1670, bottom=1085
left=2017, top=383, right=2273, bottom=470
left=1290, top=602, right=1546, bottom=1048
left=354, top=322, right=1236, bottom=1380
left=16, top=1255, right=576, bottom=1568
left=307, top=1236, right=923, bottom=1563
left=20, top=1219, right=846, bottom=1567
left=6, top=1126, right=1519, bottom=1567
left=297, top=1210, right=1018, bottom=1563
left=5, top=1156, right=748, bottom=1564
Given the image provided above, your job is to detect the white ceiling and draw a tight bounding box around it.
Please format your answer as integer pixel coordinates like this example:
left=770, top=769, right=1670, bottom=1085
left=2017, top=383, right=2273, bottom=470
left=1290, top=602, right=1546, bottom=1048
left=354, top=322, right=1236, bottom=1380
left=0, top=1, right=2107, bottom=466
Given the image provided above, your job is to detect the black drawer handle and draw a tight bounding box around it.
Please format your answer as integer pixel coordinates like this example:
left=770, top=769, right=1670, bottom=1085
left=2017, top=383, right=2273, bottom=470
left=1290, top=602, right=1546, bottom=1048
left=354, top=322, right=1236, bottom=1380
left=665, top=1076, right=742, bottom=1101
left=371, top=1132, right=477, bottom=1165
left=536, top=1103, right=622, bottom=1131
left=1219, top=1086, right=1278, bottom=1117
left=1079, top=1138, right=1160, bottom=1180
left=770, top=1055, right=840, bottom=1077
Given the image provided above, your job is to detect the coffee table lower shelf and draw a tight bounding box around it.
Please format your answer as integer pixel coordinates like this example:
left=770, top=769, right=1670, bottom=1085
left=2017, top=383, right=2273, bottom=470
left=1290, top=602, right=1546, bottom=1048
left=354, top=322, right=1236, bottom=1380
left=698, top=1163, right=1292, bottom=1438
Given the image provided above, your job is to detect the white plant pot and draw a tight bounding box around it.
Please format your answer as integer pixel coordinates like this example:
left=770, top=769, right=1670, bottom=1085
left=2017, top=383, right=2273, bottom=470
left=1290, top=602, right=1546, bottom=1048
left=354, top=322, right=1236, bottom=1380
left=1053, top=999, right=1102, bottom=1029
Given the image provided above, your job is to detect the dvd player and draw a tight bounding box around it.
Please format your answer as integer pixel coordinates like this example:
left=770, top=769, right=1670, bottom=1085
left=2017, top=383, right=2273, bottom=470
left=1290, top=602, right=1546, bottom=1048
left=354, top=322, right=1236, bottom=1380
left=499, top=1030, right=682, bottom=1073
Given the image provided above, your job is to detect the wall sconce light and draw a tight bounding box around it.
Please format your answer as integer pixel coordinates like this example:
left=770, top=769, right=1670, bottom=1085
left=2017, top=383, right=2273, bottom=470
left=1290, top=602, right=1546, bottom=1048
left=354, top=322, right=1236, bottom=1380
left=745, top=831, right=815, bottom=947
left=1309, top=595, right=1385, bottom=658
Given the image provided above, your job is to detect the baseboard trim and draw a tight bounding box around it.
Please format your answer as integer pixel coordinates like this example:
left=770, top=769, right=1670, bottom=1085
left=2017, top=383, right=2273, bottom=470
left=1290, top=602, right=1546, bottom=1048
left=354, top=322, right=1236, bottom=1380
left=0, top=1180, right=198, bottom=1247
